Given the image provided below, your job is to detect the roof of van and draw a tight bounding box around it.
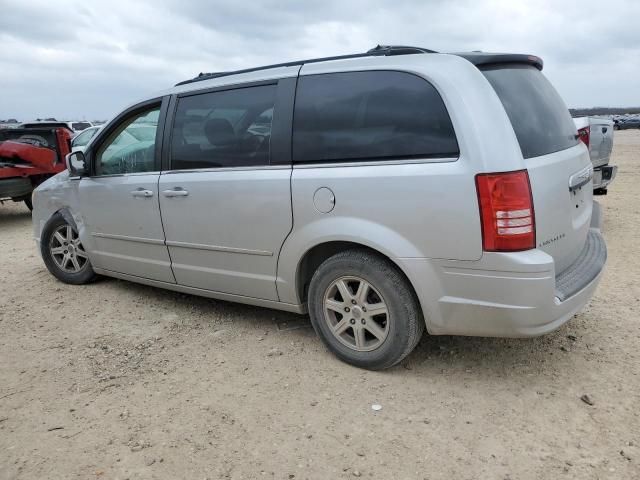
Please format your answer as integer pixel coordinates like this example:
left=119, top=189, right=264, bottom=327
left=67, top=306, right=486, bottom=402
left=175, top=45, right=543, bottom=87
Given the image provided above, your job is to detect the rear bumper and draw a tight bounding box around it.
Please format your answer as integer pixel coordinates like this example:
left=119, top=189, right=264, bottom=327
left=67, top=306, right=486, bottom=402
left=398, top=209, right=607, bottom=337
left=593, top=165, right=617, bottom=190
left=0, top=177, right=32, bottom=199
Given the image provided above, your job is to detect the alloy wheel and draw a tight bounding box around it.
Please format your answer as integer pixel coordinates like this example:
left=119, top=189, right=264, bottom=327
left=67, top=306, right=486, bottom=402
left=323, top=276, right=390, bottom=352
left=49, top=224, right=89, bottom=273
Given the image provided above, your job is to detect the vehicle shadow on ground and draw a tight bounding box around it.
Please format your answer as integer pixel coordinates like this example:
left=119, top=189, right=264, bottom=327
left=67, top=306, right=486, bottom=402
left=92, top=275, right=581, bottom=377
left=0, top=207, right=31, bottom=227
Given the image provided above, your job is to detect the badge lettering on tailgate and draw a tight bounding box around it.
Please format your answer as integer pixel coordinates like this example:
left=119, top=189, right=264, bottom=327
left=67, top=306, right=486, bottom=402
left=539, top=233, right=566, bottom=248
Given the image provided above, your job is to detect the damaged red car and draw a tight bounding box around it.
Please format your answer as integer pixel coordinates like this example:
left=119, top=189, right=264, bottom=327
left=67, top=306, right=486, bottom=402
left=0, top=122, right=72, bottom=210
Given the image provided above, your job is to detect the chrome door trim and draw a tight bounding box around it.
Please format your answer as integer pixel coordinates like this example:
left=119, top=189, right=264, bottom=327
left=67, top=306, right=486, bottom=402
left=165, top=240, right=273, bottom=256
left=91, top=232, right=166, bottom=245
left=569, top=164, right=594, bottom=192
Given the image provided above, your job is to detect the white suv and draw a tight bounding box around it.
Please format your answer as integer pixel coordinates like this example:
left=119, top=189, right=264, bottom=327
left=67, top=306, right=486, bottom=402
left=32, top=46, right=607, bottom=370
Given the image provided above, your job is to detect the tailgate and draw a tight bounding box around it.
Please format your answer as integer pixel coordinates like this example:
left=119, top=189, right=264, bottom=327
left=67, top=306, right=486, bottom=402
left=588, top=118, right=614, bottom=168
left=526, top=145, right=592, bottom=272
left=482, top=64, right=592, bottom=274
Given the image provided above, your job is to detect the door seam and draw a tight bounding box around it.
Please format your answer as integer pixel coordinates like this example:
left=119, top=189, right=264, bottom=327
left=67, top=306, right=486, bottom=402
left=156, top=172, right=178, bottom=283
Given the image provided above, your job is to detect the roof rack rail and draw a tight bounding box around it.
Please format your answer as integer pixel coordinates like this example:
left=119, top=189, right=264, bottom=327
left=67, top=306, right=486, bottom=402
left=175, top=45, right=437, bottom=86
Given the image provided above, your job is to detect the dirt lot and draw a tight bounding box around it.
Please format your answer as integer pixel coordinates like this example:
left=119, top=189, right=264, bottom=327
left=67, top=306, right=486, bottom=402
left=1, top=131, right=639, bottom=480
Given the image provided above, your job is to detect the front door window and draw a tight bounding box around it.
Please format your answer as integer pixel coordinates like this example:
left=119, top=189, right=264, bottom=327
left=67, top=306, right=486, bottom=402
left=95, top=107, right=160, bottom=175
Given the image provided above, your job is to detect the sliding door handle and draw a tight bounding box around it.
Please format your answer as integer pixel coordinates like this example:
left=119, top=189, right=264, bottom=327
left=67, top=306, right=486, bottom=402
left=162, top=188, right=189, bottom=197
left=131, top=189, right=154, bottom=198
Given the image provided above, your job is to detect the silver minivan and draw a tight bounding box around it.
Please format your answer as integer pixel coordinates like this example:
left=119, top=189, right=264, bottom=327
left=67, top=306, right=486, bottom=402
left=32, top=46, right=607, bottom=370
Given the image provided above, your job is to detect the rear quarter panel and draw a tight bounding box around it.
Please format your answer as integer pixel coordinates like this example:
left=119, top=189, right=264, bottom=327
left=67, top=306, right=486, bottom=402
left=277, top=54, right=529, bottom=305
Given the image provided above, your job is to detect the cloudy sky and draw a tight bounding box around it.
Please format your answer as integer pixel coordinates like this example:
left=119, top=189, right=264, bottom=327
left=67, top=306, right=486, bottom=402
left=1, top=0, right=638, bottom=121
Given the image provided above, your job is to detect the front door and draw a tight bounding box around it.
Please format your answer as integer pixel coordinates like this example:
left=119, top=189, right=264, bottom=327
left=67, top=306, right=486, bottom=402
left=78, top=100, right=175, bottom=283
left=158, top=82, right=293, bottom=300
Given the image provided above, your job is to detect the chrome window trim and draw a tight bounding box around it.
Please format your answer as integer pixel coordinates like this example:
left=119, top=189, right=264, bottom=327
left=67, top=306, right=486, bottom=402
left=87, top=171, right=161, bottom=179
left=292, top=157, right=459, bottom=169
left=161, top=165, right=291, bottom=175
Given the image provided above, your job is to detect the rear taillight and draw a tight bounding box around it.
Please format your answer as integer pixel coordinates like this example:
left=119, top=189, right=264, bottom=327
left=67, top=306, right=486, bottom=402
left=475, top=170, right=535, bottom=252
left=577, top=126, right=590, bottom=147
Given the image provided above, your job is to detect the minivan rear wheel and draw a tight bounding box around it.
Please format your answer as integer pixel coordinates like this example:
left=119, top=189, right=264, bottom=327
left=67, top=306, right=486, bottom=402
left=308, top=249, right=424, bottom=370
left=41, top=213, right=96, bottom=285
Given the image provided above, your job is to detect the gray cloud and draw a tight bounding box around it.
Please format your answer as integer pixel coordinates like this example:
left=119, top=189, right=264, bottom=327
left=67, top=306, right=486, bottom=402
left=0, top=0, right=638, bottom=121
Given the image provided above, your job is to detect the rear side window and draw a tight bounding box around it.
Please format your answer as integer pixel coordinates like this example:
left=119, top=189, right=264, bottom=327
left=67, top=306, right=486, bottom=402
left=293, top=71, right=459, bottom=163
left=170, top=84, right=276, bottom=170
left=482, top=65, right=579, bottom=159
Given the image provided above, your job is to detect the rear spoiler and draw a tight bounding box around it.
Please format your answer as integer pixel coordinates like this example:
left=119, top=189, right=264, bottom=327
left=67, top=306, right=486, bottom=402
left=454, top=53, right=543, bottom=71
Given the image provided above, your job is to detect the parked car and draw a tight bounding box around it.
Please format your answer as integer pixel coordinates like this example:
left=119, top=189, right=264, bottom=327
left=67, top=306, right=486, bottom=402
left=614, top=117, right=640, bottom=130
left=1, top=124, right=73, bottom=209
left=20, top=121, right=93, bottom=133
left=70, top=125, right=101, bottom=152
left=32, top=46, right=607, bottom=370
left=573, top=117, right=616, bottom=194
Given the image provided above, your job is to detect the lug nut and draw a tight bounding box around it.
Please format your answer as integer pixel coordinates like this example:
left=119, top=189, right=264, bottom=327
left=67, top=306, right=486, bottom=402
left=362, top=306, right=367, bottom=312
left=350, top=318, right=356, bottom=325
left=351, top=299, right=357, bottom=305
left=361, top=319, right=366, bottom=324
left=344, top=307, right=350, bottom=312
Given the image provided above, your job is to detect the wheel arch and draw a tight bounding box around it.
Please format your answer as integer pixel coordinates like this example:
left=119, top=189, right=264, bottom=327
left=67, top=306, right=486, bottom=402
left=291, top=240, right=424, bottom=317
left=54, top=207, right=78, bottom=230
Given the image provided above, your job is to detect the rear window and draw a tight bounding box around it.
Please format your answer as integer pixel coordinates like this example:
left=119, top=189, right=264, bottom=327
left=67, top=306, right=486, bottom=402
left=293, top=71, right=459, bottom=163
left=482, top=65, right=578, bottom=159
left=72, top=122, right=92, bottom=131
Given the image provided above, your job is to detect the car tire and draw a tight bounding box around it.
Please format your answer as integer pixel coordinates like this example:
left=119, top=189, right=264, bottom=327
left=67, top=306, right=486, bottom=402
left=40, top=213, right=96, bottom=285
left=308, top=249, right=424, bottom=370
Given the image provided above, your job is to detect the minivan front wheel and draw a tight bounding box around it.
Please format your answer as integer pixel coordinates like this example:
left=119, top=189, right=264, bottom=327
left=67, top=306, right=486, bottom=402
left=41, top=213, right=96, bottom=285
left=308, top=249, right=424, bottom=370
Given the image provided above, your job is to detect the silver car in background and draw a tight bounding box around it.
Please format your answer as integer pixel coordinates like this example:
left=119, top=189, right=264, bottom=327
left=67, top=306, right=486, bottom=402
left=32, top=46, right=607, bottom=370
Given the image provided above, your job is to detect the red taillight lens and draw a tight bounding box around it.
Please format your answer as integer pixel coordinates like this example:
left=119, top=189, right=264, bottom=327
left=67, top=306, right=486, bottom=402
left=475, top=170, right=535, bottom=252
left=577, top=127, right=590, bottom=147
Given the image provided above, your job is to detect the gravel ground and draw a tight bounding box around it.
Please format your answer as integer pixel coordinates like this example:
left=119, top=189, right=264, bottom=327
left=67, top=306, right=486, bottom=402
left=1, top=131, right=639, bottom=480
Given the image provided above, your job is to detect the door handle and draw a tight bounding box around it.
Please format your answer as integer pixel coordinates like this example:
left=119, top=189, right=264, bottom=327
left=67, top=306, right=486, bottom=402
left=162, top=188, right=189, bottom=197
left=131, top=189, right=154, bottom=198
left=568, top=164, right=593, bottom=192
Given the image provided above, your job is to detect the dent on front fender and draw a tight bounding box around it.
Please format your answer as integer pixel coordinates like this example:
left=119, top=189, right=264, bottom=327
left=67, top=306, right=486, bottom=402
left=275, top=216, right=426, bottom=305
left=32, top=171, right=82, bottom=242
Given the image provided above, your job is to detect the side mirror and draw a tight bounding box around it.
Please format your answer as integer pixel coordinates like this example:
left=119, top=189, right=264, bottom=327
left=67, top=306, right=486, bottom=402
left=65, top=151, right=87, bottom=177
